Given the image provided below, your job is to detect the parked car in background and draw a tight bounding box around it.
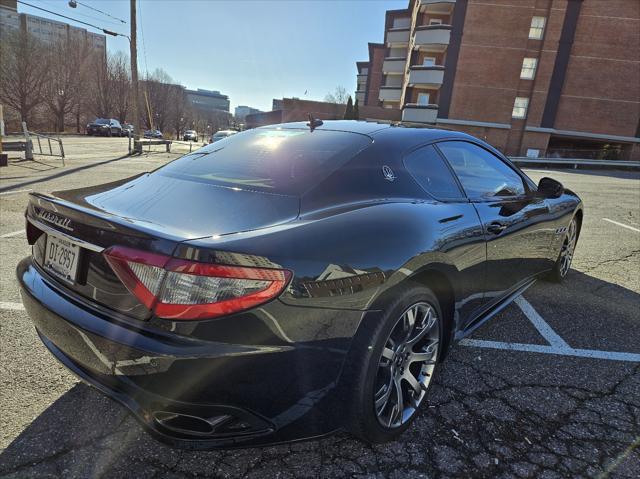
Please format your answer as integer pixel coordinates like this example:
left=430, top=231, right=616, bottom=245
left=86, top=119, right=123, bottom=137
left=183, top=130, right=198, bottom=142
left=17, top=121, right=582, bottom=449
left=210, top=129, right=237, bottom=143
left=122, top=124, right=134, bottom=136
left=144, top=129, right=163, bottom=139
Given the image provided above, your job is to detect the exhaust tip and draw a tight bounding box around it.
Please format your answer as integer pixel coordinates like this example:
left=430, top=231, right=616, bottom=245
left=153, top=411, right=232, bottom=437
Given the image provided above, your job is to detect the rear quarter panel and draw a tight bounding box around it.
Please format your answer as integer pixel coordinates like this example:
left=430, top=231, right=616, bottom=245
left=179, top=200, right=486, bottom=322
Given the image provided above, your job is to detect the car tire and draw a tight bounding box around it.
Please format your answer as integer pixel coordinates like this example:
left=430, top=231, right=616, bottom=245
left=345, top=283, right=443, bottom=444
left=545, top=217, right=578, bottom=283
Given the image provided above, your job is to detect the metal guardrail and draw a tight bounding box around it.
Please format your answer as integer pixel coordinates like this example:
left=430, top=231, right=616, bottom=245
left=128, top=134, right=205, bottom=155
left=22, top=122, right=65, bottom=165
left=509, top=157, right=640, bottom=169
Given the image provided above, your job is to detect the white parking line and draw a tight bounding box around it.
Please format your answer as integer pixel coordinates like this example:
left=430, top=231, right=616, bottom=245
left=1, top=230, right=23, bottom=238
left=461, top=339, right=640, bottom=362
left=514, top=296, right=569, bottom=349
left=0, top=301, right=25, bottom=311
left=603, top=218, right=640, bottom=233
left=461, top=295, right=640, bottom=363
left=0, top=189, right=32, bottom=196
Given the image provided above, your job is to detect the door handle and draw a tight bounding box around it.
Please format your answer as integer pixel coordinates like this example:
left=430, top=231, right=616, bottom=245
left=487, top=222, right=507, bottom=234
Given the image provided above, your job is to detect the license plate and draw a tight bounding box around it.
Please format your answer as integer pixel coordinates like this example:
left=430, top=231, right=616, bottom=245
left=44, top=234, right=80, bottom=284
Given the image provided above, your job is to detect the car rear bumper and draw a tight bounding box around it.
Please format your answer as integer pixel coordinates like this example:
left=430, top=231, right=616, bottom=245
left=17, top=257, right=369, bottom=448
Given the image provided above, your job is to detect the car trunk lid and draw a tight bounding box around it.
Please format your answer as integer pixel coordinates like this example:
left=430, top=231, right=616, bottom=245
left=26, top=174, right=299, bottom=319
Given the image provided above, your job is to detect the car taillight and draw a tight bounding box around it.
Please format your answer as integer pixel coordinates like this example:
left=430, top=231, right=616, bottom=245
left=103, top=246, right=291, bottom=320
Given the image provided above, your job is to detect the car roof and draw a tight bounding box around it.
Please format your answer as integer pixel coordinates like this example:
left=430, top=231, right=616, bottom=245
left=272, top=120, right=391, bottom=135
left=270, top=120, right=474, bottom=144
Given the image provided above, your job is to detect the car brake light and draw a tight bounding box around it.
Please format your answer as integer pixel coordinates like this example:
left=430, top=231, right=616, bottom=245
left=103, top=246, right=291, bottom=320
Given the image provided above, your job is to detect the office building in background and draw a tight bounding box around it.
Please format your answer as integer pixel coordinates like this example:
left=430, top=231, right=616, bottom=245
left=0, top=0, right=106, bottom=56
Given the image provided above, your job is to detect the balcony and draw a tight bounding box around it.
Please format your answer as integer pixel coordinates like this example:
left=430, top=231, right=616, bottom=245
left=355, top=91, right=366, bottom=104
left=414, top=25, right=452, bottom=51
left=357, top=73, right=368, bottom=80
left=408, top=66, right=444, bottom=88
left=382, top=57, right=407, bottom=74
left=402, top=104, right=439, bottom=123
left=386, top=27, right=410, bottom=46
left=419, top=0, right=456, bottom=14
left=379, top=87, right=402, bottom=102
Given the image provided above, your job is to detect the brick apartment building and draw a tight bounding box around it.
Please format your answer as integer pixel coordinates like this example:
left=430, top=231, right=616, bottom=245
left=355, top=0, right=640, bottom=159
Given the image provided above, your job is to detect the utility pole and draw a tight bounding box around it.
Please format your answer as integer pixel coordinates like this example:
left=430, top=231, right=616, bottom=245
left=0, top=104, right=6, bottom=167
left=130, top=0, right=142, bottom=152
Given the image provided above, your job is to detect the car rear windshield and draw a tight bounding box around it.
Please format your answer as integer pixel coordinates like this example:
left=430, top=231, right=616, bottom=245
left=158, top=128, right=372, bottom=195
left=95, top=119, right=109, bottom=124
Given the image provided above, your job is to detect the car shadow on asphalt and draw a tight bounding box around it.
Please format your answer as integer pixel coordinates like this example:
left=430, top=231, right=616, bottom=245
left=1, top=270, right=639, bottom=478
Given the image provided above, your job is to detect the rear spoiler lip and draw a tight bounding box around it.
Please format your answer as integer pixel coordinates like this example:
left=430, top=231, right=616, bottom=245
left=28, top=191, right=188, bottom=243
left=27, top=193, right=299, bottom=269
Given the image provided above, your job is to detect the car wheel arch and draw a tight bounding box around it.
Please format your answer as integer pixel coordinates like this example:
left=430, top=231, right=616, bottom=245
left=407, top=268, right=456, bottom=360
left=574, top=208, right=583, bottom=240
left=364, top=266, right=457, bottom=361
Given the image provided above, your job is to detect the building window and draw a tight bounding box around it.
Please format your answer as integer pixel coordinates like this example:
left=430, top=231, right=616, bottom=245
left=512, top=97, right=529, bottom=119
left=423, top=56, right=437, bottom=66
left=429, top=18, right=443, bottom=26
left=520, top=58, right=538, bottom=80
left=529, top=16, right=546, bottom=40
left=417, top=93, right=430, bottom=105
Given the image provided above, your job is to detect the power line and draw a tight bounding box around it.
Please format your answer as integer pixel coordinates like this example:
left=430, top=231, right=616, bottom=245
left=16, top=1, right=127, bottom=38
left=138, top=0, right=149, bottom=76
left=73, top=1, right=127, bottom=24
left=67, top=7, right=125, bottom=27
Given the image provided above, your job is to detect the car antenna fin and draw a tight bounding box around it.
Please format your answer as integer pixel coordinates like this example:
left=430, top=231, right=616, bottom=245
left=307, top=113, right=323, bottom=132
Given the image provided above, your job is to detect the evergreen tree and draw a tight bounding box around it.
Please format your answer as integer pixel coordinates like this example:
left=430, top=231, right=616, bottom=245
left=353, top=98, right=360, bottom=120
left=344, top=96, right=354, bottom=119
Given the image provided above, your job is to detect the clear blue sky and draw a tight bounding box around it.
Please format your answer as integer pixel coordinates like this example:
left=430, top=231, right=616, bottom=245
left=18, top=0, right=406, bottom=112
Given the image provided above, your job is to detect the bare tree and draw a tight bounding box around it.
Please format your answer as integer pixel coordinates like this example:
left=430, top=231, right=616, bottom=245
left=44, top=38, right=93, bottom=132
left=0, top=30, right=49, bottom=125
left=90, top=51, right=132, bottom=126
left=92, top=53, right=115, bottom=120
left=142, top=68, right=175, bottom=132
left=324, top=86, right=349, bottom=104
left=168, top=86, right=188, bottom=139
left=110, top=52, right=131, bottom=123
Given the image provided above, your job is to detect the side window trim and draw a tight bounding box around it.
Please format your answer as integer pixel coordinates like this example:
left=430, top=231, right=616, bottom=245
left=433, top=140, right=531, bottom=202
left=401, top=142, right=469, bottom=203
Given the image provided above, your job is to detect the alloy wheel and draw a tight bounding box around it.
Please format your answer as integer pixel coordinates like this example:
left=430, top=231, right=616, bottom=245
left=559, top=219, right=577, bottom=277
left=374, top=302, right=440, bottom=429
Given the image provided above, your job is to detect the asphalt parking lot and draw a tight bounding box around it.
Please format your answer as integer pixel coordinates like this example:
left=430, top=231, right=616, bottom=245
left=0, top=136, right=638, bottom=478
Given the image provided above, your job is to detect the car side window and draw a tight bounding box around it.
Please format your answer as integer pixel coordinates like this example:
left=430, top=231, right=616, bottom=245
left=403, top=145, right=464, bottom=200
left=437, top=141, right=526, bottom=199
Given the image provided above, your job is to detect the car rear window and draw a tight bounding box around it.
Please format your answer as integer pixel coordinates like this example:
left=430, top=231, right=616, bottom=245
left=403, top=145, right=464, bottom=200
left=159, top=128, right=372, bottom=195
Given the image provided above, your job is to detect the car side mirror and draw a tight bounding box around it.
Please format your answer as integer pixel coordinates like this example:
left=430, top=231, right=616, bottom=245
left=537, top=177, right=564, bottom=199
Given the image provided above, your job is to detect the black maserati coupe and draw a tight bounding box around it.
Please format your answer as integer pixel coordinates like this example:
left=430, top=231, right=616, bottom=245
left=17, top=121, right=582, bottom=448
